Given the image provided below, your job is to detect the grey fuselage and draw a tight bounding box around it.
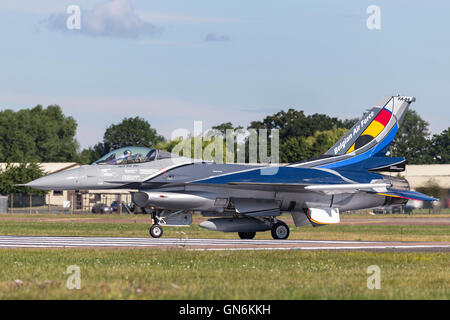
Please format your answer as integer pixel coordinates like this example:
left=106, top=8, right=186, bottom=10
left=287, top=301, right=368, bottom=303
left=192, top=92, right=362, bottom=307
left=26, top=156, right=402, bottom=219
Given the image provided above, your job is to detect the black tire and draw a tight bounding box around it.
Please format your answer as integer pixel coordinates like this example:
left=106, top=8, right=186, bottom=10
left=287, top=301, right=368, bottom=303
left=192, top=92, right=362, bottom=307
left=149, top=224, right=163, bottom=238
left=238, top=232, right=256, bottom=240
left=271, top=221, right=290, bottom=240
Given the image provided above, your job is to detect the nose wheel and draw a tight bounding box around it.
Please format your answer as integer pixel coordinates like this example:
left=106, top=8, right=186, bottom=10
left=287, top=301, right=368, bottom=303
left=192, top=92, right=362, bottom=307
left=149, top=224, right=163, bottom=238
left=149, top=211, right=164, bottom=238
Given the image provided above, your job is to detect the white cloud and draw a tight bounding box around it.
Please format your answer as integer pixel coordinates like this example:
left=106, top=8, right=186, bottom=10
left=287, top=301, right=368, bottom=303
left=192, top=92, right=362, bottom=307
left=43, top=0, right=162, bottom=38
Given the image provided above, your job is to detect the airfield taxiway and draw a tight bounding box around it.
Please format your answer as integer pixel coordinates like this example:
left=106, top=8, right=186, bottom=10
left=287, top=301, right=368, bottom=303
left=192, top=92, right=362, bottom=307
left=0, top=235, right=449, bottom=251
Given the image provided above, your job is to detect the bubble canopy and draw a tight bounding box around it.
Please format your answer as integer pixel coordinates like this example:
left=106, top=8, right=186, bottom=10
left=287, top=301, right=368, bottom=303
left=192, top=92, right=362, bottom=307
left=95, top=147, right=162, bottom=165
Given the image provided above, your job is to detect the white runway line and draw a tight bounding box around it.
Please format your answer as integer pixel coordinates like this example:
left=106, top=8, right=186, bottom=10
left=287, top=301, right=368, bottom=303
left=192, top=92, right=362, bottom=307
left=192, top=245, right=450, bottom=251
left=0, top=235, right=448, bottom=251
left=0, top=235, right=379, bottom=246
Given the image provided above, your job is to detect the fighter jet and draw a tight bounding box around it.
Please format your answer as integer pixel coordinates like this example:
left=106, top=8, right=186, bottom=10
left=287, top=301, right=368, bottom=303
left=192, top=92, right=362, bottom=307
left=24, top=95, right=437, bottom=239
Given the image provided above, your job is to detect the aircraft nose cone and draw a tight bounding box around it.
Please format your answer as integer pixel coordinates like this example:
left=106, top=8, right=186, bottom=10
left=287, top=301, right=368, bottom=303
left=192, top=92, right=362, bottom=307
left=23, top=175, right=62, bottom=190
left=23, top=168, right=82, bottom=191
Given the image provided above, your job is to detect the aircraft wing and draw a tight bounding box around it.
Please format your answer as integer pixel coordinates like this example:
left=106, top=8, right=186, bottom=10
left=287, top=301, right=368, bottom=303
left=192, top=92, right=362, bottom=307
left=225, top=181, right=390, bottom=194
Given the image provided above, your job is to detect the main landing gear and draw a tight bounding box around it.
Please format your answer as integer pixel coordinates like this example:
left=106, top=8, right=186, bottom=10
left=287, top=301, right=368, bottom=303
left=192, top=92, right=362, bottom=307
left=237, top=219, right=290, bottom=240
left=271, top=220, right=290, bottom=240
left=238, top=232, right=256, bottom=239
left=148, top=209, right=290, bottom=240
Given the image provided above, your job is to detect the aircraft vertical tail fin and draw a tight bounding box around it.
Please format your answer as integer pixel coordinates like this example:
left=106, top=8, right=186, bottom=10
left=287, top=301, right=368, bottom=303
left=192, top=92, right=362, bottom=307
left=325, top=95, right=415, bottom=158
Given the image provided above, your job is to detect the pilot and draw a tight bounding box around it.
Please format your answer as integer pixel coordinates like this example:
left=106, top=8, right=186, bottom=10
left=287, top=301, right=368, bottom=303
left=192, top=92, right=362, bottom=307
left=121, top=150, right=132, bottom=164
left=123, top=150, right=131, bottom=158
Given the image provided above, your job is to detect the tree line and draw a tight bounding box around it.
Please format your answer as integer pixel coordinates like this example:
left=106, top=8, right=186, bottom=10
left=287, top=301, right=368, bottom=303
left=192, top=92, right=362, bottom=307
left=0, top=104, right=448, bottom=165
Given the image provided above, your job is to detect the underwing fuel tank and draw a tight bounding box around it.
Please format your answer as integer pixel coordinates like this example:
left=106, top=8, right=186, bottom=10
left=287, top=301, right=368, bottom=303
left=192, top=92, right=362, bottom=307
left=132, top=191, right=217, bottom=210
left=199, top=217, right=271, bottom=233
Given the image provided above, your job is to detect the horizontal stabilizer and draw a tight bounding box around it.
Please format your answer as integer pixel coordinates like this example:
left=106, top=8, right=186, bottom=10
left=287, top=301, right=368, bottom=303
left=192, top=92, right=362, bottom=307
left=337, top=156, right=406, bottom=172
left=375, top=189, right=438, bottom=202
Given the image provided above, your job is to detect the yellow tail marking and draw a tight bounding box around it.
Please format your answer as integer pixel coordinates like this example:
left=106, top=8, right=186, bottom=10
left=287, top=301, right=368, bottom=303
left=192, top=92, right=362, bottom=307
left=361, top=120, right=384, bottom=138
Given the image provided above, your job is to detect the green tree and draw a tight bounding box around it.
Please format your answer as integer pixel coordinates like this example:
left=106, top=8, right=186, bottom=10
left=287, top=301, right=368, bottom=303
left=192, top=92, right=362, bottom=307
left=280, top=136, right=309, bottom=163
left=430, top=127, right=450, bottom=164
left=0, top=105, right=79, bottom=162
left=80, top=117, right=166, bottom=163
left=78, top=147, right=100, bottom=165
left=247, top=109, right=354, bottom=163
left=211, top=122, right=244, bottom=135
left=155, top=138, right=183, bottom=153
left=0, top=163, right=46, bottom=195
left=280, top=127, right=348, bottom=163
left=210, top=123, right=246, bottom=163
left=248, top=109, right=347, bottom=141
left=390, top=110, right=433, bottom=164
left=416, top=179, right=445, bottom=199
left=103, top=117, right=165, bottom=152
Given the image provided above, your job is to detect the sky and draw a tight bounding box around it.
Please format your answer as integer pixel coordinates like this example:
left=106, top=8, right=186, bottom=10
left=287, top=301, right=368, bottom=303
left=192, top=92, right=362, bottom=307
left=0, top=0, right=449, bottom=149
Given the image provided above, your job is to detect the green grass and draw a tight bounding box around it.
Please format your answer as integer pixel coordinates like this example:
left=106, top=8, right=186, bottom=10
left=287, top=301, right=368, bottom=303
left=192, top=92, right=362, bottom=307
left=0, top=218, right=449, bottom=242
left=0, top=249, right=448, bottom=299
left=0, top=214, right=448, bottom=299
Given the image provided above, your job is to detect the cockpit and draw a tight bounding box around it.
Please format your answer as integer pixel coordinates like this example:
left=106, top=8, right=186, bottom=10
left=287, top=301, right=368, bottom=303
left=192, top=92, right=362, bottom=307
left=94, top=147, right=173, bottom=165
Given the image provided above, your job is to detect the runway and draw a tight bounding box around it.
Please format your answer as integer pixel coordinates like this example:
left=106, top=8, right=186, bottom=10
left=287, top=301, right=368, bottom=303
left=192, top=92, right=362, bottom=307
left=0, top=235, right=449, bottom=251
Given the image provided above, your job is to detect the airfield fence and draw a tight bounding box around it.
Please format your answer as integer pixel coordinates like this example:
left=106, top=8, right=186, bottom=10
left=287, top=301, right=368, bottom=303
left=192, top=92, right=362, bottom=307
left=2, top=192, right=137, bottom=215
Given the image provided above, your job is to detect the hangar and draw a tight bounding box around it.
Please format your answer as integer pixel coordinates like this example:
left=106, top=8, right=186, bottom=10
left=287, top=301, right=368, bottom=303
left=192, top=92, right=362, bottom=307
left=398, top=164, right=450, bottom=208
left=400, top=164, right=450, bottom=189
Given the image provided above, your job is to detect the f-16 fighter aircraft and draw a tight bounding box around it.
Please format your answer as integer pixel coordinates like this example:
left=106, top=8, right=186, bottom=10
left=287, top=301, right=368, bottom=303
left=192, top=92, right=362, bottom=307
left=24, top=95, right=437, bottom=239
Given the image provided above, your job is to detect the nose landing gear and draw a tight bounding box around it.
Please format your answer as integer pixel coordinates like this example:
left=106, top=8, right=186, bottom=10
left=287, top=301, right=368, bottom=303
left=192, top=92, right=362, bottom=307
left=149, top=211, right=164, bottom=238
